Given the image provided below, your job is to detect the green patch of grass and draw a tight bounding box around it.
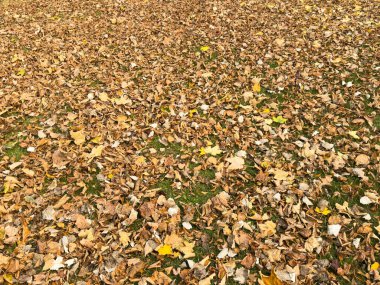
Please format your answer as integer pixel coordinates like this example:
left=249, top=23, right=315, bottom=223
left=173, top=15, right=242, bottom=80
left=129, top=219, right=144, bottom=231
left=85, top=176, right=102, bottom=195
left=374, top=114, right=380, bottom=129
left=269, top=61, right=279, bottom=69
left=148, top=136, right=183, bottom=156
left=155, top=179, right=221, bottom=205
left=199, top=169, right=215, bottom=180
left=3, top=142, right=27, bottom=161
left=4, top=243, right=17, bottom=254
left=309, top=88, right=318, bottom=95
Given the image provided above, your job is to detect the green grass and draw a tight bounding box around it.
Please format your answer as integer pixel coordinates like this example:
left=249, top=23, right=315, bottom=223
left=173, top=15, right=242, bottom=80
left=85, top=175, right=102, bottom=195
left=148, top=136, right=183, bottom=156
left=3, top=142, right=27, bottom=161
left=154, top=179, right=221, bottom=205
left=199, top=169, right=215, bottom=180
left=374, top=114, right=380, bottom=129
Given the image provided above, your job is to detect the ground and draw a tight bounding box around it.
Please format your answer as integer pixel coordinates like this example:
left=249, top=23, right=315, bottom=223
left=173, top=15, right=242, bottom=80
left=0, top=0, right=379, bottom=284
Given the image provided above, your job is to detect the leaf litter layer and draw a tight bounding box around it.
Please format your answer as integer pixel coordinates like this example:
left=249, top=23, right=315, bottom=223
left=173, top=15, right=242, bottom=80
left=0, top=0, right=379, bottom=284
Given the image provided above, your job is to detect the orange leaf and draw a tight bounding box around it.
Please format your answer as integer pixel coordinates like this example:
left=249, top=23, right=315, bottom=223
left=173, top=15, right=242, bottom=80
left=261, top=269, right=283, bottom=285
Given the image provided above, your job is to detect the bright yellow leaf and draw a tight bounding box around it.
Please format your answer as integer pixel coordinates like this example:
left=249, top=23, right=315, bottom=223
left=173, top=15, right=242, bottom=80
left=371, top=262, right=379, bottom=271
left=189, top=109, right=197, bottom=117
left=315, top=207, right=331, bottom=215
left=200, top=46, right=210, bottom=52
left=253, top=82, right=261, bottom=93
left=272, top=116, right=287, bottom=124
left=91, top=136, right=102, bottom=144
left=262, top=108, right=270, bottom=114
left=157, top=244, right=173, bottom=256
left=17, top=68, right=26, bottom=76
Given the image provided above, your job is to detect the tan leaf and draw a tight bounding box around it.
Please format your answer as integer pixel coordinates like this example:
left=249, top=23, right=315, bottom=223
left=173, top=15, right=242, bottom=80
left=258, top=220, right=276, bottom=237
left=225, top=156, right=245, bottom=170
left=70, top=130, right=86, bottom=145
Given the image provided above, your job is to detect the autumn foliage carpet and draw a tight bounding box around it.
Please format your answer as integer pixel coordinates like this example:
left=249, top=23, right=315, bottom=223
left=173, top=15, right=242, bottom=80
left=0, top=0, right=379, bottom=284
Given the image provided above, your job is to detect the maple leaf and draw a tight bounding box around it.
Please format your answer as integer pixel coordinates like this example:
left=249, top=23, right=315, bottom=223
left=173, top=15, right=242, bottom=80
left=119, top=231, right=131, bottom=247
left=260, top=269, right=283, bottom=285
left=226, top=156, right=245, bottom=170
left=157, top=244, right=173, bottom=256
left=179, top=241, right=195, bottom=258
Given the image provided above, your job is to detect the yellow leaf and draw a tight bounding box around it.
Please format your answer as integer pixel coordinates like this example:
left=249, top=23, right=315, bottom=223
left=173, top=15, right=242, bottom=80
left=348, top=131, right=360, bottom=139
left=260, top=269, right=283, bottom=285
left=202, top=145, right=222, bottom=156
left=91, top=136, right=102, bottom=144
left=87, top=145, right=104, bottom=160
left=272, top=116, right=287, bottom=124
left=70, top=130, right=86, bottom=145
left=3, top=176, right=18, bottom=194
left=253, top=82, right=261, bottom=93
left=3, top=274, right=13, bottom=283
left=135, top=156, right=146, bottom=166
left=98, top=92, right=109, bottom=102
left=107, top=173, right=114, bottom=179
left=199, top=147, right=206, bottom=156
left=157, top=244, right=173, bottom=256
left=261, top=161, right=271, bottom=168
left=119, top=231, right=131, bottom=247
left=189, top=109, right=197, bottom=117
left=11, top=54, right=19, bottom=62
left=200, top=46, right=210, bottom=52
left=3, top=181, right=12, bottom=194
left=262, top=108, right=270, bottom=114
left=315, top=207, right=331, bottom=215
left=17, top=68, right=26, bottom=76
left=371, top=262, right=379, bottom=271
left=304, top=5, right=312, bottom=12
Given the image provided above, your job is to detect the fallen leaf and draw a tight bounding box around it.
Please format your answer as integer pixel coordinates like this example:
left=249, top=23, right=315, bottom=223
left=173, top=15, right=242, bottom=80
left=70, top=130, right=86, bottom=145
left=272, top=116, right=287, bottom=124
left=260, top=269, right=283, bottom=285
left=157, top=244, right=173, bottom=256
left=258, top=221, right=276, bottom=237
left=225, top=156, right=245, bottom=170
left=315, top=207, right=331, bottom=215
left=253, top=82, right=261, bottom=93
